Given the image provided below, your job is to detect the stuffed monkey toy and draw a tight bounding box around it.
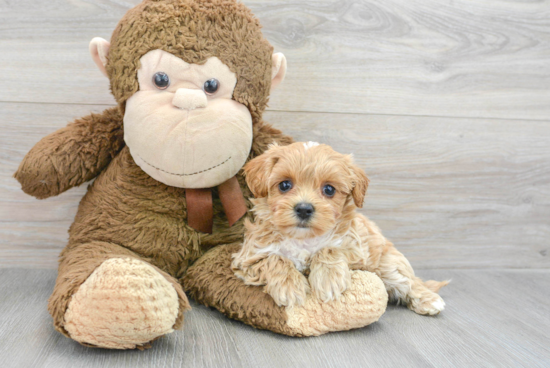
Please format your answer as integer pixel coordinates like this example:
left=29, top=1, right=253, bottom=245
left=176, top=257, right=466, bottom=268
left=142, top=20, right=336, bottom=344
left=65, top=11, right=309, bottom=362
left=15, top=0, right=388, bottom=349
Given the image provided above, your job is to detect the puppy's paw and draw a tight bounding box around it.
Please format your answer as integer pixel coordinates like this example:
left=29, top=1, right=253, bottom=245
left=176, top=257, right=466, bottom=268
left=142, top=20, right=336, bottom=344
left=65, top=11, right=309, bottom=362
left=265, top=271, right=310, bottom=307
left=409, top=292, right=445, bottom=316
left=309, top=263, right=352, bottom=303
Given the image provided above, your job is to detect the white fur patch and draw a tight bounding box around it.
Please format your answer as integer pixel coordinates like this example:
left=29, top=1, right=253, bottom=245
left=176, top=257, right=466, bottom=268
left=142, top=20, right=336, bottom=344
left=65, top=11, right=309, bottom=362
left=257, top=231, right=344, bottom=272
left=431, top=299, right=445, bottom=312
left=303, top=141, right=320, bottom=150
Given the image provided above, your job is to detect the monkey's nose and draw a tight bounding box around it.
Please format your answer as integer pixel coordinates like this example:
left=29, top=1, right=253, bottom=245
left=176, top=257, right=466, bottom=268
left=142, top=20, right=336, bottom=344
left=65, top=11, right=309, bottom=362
left=295, top=203, right=315, bottom=220
left=172, top=88, right=207, bottom=110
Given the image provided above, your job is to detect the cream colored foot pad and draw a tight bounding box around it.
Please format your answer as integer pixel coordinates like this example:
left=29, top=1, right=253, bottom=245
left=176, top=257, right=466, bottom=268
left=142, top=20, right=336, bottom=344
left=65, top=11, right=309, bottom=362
left=64, top=257, right=179, bottom=349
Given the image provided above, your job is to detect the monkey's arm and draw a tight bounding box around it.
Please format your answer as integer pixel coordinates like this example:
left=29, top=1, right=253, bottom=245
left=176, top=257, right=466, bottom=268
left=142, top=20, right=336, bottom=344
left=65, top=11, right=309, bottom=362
left=14, top=107, right=124, bottom=199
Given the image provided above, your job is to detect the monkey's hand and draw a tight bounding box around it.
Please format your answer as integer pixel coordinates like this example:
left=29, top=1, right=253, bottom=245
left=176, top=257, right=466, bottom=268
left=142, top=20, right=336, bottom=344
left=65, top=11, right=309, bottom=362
left=14, top=107, right=124, bottom=199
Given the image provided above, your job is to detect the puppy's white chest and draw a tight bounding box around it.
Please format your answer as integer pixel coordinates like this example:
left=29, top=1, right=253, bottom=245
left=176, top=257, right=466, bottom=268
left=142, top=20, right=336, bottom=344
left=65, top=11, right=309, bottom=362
left=264, top=235, right=342, bottom=272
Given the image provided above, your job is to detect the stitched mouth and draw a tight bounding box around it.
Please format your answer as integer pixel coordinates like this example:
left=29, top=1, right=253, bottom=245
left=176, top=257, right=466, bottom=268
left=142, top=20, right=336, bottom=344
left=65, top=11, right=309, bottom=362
left=138, top=155, right=231, bottom=177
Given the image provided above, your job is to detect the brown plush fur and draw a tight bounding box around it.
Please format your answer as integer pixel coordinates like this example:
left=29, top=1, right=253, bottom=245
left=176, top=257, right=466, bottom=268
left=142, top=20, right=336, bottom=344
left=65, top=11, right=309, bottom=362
left=107, top=0, right=274, bottom=122
left=15, top=107, right=124, bottom=199
left=19, top=122, right=290, bottom=344
left=14, top=0, right=292, bottom=348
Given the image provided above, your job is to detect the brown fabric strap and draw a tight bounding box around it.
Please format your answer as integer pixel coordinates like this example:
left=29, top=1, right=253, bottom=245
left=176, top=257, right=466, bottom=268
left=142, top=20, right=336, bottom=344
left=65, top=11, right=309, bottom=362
left=185, top=176, right=247, bottom=233
left=186, top=188, right=213, bottom=234
left=218, top=176, right=248, bottom=227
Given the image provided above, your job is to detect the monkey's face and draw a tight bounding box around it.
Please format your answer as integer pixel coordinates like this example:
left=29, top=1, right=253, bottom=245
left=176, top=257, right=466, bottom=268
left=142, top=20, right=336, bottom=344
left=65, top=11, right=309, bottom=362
left=123, top=50, right=253, bottom=188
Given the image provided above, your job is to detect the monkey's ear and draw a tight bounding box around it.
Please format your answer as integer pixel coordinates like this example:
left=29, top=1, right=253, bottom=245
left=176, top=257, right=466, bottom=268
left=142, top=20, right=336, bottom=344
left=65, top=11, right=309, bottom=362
left=348, top=158, right=370, bottom=208
left=244, top=146, right=280, bottom=198
left=271, top=53, right=287, bottom=91
left=89, top=37, right=110, bottom=78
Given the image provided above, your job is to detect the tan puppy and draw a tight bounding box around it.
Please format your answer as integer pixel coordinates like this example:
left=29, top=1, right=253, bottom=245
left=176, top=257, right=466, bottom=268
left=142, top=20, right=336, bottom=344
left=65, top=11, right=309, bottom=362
left=232, top=142, right=448, bottom=315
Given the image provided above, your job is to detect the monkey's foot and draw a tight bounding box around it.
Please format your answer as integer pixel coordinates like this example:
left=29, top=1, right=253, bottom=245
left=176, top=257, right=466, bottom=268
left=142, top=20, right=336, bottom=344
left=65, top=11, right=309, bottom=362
left=64, top=258, right=181, bottom=349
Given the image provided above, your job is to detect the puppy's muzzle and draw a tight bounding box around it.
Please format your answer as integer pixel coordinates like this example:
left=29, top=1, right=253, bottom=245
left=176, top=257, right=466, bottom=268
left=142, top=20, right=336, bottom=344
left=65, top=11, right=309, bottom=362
left=295, top=202, right=315, bottom=221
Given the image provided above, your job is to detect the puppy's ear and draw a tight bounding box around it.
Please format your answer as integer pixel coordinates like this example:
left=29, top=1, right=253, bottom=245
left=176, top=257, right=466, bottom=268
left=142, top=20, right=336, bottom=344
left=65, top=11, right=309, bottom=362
left=348, top=159, right=369, bottom=208
left=244, top=146, right=280, bottom=198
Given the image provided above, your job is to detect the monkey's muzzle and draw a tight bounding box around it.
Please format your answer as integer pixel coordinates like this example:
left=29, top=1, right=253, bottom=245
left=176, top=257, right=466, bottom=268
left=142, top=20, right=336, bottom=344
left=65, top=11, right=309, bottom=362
left=172, top=88, right=208, bottom=111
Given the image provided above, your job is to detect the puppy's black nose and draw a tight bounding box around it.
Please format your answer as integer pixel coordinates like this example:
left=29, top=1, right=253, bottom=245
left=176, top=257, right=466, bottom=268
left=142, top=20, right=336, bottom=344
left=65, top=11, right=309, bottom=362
left=295, top=203, right=315, bottom=220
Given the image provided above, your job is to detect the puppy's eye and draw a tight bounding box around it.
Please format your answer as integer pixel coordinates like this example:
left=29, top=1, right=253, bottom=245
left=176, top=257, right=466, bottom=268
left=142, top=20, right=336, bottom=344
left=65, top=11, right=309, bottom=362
left=203, top=78, right=219, bottom=95
left=279, top=180, right=293, bottom=193
left=322, top=184, right=336, bottom=197
left=153, top=72, right=170, bottom=89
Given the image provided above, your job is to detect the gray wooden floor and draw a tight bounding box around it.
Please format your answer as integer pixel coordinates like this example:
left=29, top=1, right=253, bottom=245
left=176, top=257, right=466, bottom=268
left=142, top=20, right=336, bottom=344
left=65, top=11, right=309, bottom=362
left=1, top=0, right=549, bottom=367
left=1, top=268, right=549, bottom=368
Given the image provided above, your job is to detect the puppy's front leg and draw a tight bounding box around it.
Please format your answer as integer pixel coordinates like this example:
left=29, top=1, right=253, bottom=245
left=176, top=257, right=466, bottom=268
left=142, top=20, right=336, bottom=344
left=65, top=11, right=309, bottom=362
left=236, top=254, right=310, bottom=307
left=309, top=248, right=352, bottom=303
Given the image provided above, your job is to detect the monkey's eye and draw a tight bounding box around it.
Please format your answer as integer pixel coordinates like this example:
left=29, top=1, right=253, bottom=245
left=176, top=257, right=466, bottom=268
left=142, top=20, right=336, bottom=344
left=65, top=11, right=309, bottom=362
left=203, top=78, right=220, bottom=95
left=279, top=180, right=293, bottom=193
left=153, top=72, right=170, bottom=90
left=322, top=184, right=336, bottom=197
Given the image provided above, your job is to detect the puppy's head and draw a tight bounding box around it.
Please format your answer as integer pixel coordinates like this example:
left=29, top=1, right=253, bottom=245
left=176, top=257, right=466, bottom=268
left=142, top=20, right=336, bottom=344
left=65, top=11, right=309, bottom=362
left=244, top=142, right=369, bottom=239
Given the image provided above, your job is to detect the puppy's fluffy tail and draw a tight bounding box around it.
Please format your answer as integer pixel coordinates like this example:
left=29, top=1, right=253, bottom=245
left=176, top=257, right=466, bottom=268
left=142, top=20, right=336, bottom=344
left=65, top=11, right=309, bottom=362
left=424, top=279, right=450, bottom=293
